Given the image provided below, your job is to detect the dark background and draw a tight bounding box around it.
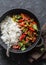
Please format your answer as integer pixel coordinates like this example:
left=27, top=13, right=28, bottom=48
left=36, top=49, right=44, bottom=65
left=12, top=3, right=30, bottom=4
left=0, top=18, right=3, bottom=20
left=0, top=0, right=46, bottom=65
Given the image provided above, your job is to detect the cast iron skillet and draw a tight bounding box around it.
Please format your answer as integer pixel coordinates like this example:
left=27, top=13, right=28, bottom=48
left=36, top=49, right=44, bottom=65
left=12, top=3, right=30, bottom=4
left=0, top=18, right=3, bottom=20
left=0, top=9, right=41, bottom=53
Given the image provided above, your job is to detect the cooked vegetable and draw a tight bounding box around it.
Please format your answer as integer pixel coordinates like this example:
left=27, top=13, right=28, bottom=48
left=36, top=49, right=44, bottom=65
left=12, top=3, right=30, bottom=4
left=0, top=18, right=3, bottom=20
left=26, top=37, right=29, bottom=43
left=17, top=15, right=22, bottom=19
left=11, top=13, right=39, bottom=51
left=14, top=15, right=22, bottom=19
left=19, top=34, right=26, bottom=41
left=27, top=31, right=31, bottom=36
left=33, top=24, right=38, bottom=31
left=22, top=39, right=26, bottom=44
left=25, top=22, right=29, bottom=26
left=29, top=28, right=35, bottom=31
left=19, top=22, right=25, bottom=26
left=15, top=19, right=18, bottom=22
left=21, top=13, right=30, bottom=20
left=12, top=45, right=20, bottom=49
left=32, top=37, right=36, bottom=42
left=21, top=45, right=26, bottom=51
left=18, top=19, right=24, bottom=22
left=19, top=42, right=23, bottom=47
left=23, top=28, right=28, bottom=32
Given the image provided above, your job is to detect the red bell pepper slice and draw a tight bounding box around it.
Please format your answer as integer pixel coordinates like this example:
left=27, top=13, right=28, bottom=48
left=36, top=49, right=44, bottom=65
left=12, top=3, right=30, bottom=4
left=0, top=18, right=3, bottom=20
left=29, top=28, right=34, bottom=31
left=19, top=22, right=25, bottom=26
left=19, top=34, right=26, bottom=41
left=32, top=22, right=36, bottom=24
left=18, top=19, right=23, bottom=22
left=26, top=38, right=29, bottom=43
left=12, top=45, right=20, bottom=49
left=21, top=13, right=30, bottom=21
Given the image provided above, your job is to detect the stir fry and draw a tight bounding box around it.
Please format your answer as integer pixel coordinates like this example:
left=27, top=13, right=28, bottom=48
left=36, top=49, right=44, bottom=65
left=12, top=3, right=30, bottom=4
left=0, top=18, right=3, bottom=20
left=12, top=13, right=38, bottom=51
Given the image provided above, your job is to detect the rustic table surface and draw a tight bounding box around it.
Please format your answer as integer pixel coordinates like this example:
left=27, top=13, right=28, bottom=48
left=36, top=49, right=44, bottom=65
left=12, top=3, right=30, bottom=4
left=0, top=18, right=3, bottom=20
left=0, top=0, right=46, bottom=65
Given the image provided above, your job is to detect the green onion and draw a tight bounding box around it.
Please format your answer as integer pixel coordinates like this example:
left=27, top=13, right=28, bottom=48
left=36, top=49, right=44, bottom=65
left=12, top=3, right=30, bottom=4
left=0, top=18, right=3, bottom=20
left=25, top=43, right=29, bottom=46
left=15, top=15, right=18, bottom=19
left=27, top=31, right=31, bottom=36
left=33, top=24, right=38, bottom=31
left=15, top=15, right=22, bottom=19
left=21, top=45, right=26, bottom=51
left=17, top=15, right=22, bottom=19
left=23, top=28, right=28, bottom=32
left=26, top=22, right=29, bottom=26
left=15, top=19, right=18, bottom=22
left=19, top=42, right=23, bottom=47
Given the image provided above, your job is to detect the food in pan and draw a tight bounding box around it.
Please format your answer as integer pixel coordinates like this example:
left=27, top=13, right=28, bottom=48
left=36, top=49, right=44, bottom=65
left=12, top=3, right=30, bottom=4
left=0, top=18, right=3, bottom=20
left=1, top=13, right=38, bottom=53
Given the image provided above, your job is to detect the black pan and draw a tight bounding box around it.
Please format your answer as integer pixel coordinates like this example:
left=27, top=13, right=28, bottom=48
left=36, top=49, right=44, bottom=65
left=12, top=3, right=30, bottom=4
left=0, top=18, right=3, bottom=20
left=0, top=9, right=41, bottom=53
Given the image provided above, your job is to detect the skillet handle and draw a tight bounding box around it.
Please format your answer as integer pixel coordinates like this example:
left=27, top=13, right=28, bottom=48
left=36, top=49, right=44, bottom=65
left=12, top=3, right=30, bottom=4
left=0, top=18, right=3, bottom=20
left=36, top=37, right=43, bottom=47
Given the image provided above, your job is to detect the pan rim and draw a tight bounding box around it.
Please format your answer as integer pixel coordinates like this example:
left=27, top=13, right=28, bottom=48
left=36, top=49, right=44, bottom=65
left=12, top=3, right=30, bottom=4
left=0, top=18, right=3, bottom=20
left=0, top=8, right=41, bottom=53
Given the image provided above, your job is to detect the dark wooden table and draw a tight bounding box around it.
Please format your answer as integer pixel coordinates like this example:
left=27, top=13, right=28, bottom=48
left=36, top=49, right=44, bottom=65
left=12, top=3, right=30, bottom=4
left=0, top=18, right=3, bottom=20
left=0, top=0, right=46, bottom=65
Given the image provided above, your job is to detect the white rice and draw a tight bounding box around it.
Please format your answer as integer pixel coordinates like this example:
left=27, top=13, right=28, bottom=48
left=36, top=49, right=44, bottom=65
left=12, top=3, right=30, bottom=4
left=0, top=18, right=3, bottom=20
left=1, top=16, right=22, bottom=56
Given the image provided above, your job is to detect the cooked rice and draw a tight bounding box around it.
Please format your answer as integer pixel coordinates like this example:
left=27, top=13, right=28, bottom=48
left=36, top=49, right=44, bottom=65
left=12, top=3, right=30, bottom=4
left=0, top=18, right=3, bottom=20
left=1, top=16, right=22, bottom=56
